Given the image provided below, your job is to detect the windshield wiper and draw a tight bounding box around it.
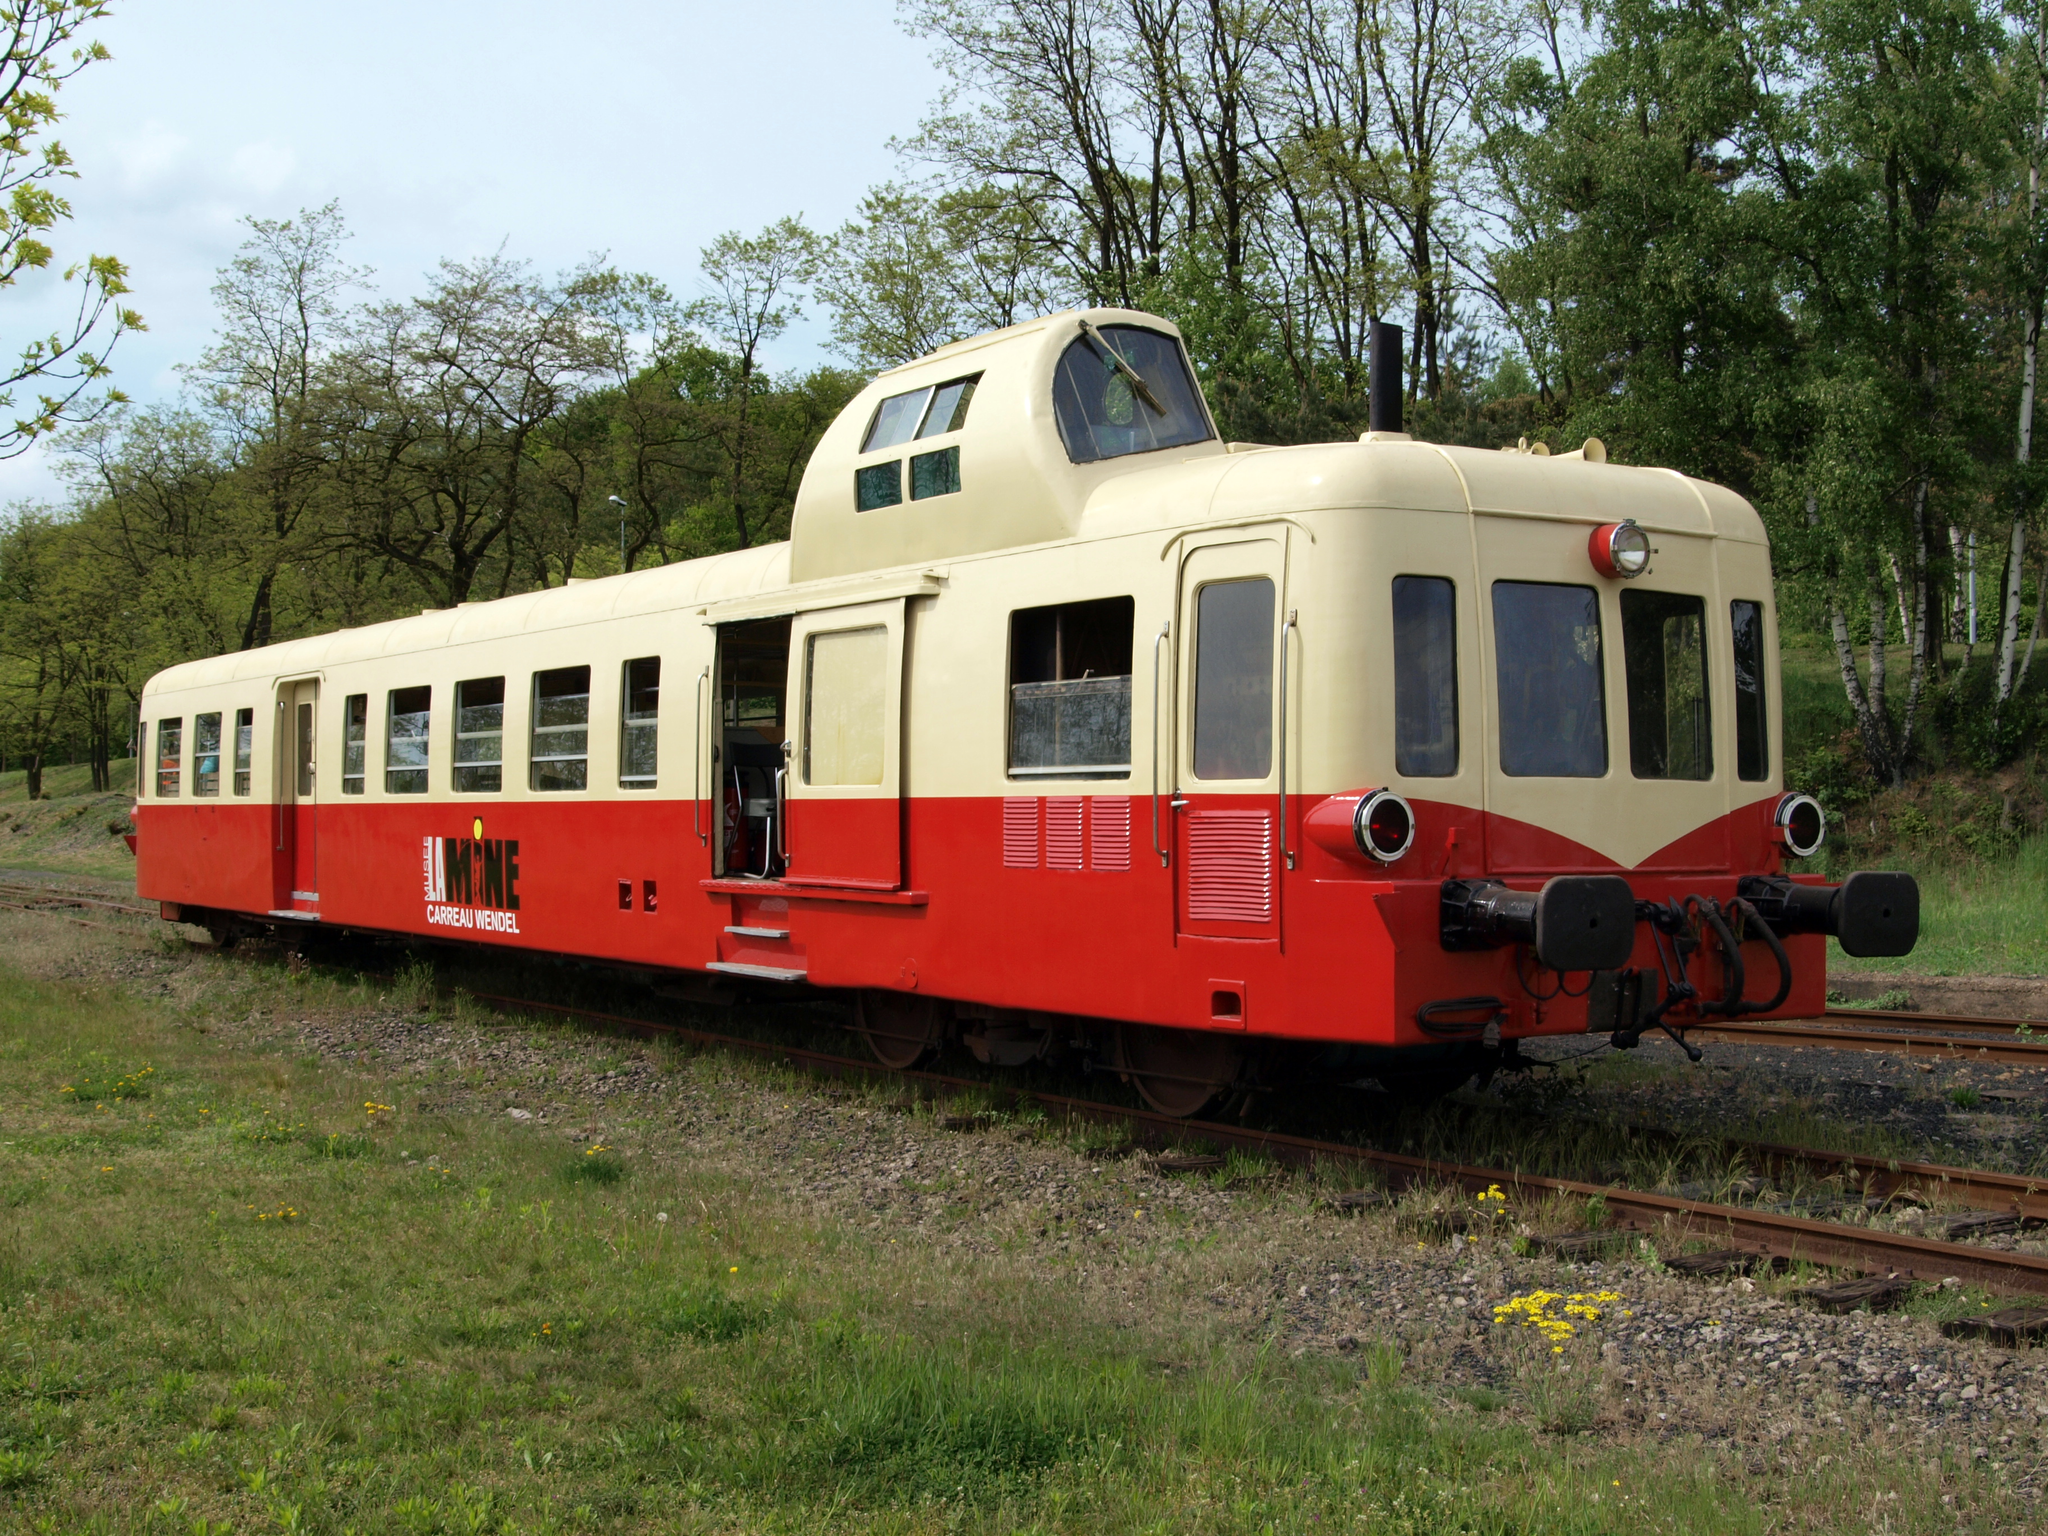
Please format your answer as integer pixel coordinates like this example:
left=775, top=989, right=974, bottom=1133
left=1077, top=318, right=1166, bottom=416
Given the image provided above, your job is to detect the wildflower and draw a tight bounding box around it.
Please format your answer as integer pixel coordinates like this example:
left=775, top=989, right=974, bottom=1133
left=100, top=1166, right=113, bottom=1172
left=541, top=1323, right=552, bottom=1335
left=729, top=1266, right=738, bottom=1273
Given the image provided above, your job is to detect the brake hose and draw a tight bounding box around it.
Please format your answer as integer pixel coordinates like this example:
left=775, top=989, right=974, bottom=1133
left=1727, top=897, right=1792, bottom=1016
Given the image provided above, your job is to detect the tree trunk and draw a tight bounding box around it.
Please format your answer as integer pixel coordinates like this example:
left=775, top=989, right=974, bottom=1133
left=2001, top=13, right=2045, bottom=712
left=1896, top=479, right=1933, bottom=777
left=1830, top=596, right=1896, bottom=784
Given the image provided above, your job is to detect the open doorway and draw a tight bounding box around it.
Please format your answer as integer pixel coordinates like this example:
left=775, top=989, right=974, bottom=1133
left=714, top=618, right=790, bottom=878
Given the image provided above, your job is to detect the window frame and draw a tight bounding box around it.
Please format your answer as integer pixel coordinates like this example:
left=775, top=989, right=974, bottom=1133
left=529, top=665, right=592, bottom=792
left=385, top=685, right=431, bottom=795
left=453, top=677, right=504, bottom=794
left=1491, top=579, right=1610, bottom=779
left=193, top=711, right=223, bottom=797
left=1619, top=587, right=1713, bottom=782
left=1391, top=575, right=1460, bottom=778
left=1051, top=325, right=1216, bottom=465
left=1731, top=598, right=1770, bottom=782
left=1189, top=576, right=1276, bottom=782
left=342, top=695, right=368, bottom=794
left=802, top=625, right=889, bottom=788
left=1005, top=595, right=1135, bottom=780
left=156, top=717, right=183, bottom=798
left=233, top=708, right=253, bottom=796
left=620, top=657, right=660, bottom=789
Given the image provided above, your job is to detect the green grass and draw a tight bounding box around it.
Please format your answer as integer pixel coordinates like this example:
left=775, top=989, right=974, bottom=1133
left=0, top=958, right=2024, bottom=1532
left=1825, top=831, right=2048, bottom=976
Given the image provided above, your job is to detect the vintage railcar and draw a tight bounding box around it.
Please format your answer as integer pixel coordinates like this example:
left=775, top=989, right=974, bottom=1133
left=133, top=308, right=1916, bottom=1113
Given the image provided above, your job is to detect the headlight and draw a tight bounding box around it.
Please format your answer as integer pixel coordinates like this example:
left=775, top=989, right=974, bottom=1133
left=1589, top=519, right=1652, bottom=579
left=1353, top=789, right=1416, bottom=863
left=1773, top=793, right=1826, bottom=858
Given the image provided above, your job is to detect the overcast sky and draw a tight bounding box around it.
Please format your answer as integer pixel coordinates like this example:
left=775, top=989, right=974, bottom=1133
left=0, top=0, right=943, bottom=503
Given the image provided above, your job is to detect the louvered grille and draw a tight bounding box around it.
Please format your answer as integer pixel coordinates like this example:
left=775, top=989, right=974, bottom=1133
left=1045, top=796, right=1084, bottom=869
left=1186, top=810, right=1273, bottom=922
left=1089, top=796, right=1131, bottom=871
left=1002, top=797, right=1040, bottom=868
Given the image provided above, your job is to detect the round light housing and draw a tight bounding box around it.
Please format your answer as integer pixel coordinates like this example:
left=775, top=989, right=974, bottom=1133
left=1353, top=789, right=1416, bottom=864
left=1773, top=793, right=1826, bottom=859
left=1589, top=519, right=1652, bottom=579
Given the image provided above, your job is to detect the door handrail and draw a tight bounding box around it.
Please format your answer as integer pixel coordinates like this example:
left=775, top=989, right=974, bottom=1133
left=1150, top=621, right=1171, bottom=868
left=1279, top=608, right=1298, bottom=870
left=693, top=666, right=708, bottom=844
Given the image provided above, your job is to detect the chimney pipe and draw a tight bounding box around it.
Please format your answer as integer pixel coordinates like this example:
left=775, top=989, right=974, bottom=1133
left=1368, top=318, right=1403, bottom=434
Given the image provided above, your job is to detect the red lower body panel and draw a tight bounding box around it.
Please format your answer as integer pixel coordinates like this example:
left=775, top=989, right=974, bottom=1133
left=134, top=790, right=1820, bottom=1047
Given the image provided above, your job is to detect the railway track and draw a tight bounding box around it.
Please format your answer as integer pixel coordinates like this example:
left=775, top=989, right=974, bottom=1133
left=454, top=984, right=2048, bottom=1300
left=6, top=876, right=2046, bottom=1289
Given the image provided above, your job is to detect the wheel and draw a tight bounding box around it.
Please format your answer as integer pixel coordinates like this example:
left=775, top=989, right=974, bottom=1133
left=857, top=991, right=947, bottom=1070
left=1113, top=1023, right=1245, bottom=1118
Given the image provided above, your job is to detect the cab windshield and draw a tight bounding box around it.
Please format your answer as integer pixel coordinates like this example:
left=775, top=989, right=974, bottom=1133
left=1052, top=325, right=1213, bottom=463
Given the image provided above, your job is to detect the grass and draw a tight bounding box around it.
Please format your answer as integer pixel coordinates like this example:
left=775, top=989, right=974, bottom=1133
left=0, top=951, right=2026, bottom=1532
left=1822, top=831, right=2048, bottom=977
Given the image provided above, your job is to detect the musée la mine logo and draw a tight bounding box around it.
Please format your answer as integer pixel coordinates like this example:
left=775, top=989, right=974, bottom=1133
left=422, top=818, right=522, bottom=933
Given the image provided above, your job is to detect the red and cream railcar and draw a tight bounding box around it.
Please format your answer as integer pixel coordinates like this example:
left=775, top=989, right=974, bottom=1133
left=134, top=308, right=1915, bottom=1112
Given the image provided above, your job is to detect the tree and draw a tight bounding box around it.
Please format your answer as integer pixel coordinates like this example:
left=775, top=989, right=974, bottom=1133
left=0, top=1, right=140, bottom=455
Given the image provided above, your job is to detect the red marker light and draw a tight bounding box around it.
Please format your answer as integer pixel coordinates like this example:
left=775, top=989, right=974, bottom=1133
left=1353, top=789, right=1416, bottom=864
left=1589, top=520, right=1652, bottom=579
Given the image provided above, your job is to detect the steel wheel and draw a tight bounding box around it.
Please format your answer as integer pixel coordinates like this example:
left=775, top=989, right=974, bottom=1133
left=1114, top=1023, right=1245, bottom=1118
left=857, top=991, right=947, bottom=1070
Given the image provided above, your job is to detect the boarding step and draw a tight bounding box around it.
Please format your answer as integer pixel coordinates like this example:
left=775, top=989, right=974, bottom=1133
left=724, top=925, right=791, bottom=940
left=705, top=960, right=807, bottom=983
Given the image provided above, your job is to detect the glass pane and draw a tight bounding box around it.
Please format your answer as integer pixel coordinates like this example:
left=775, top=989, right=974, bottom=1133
left=387, top=686, right=430, bottom=794
left=1392, top=577, right=1458, bottom=777
left=1010, top=677, right=1131, bottom=773
left=916, top=375, right=979, bottom=437
left=531, top=667, right=589, bottom=791
left=1621, top=589, right=1711, bottom=780
left=341, top=697, right=365, bottom=792
left=1732, top=599, right=1768, bottom=781
left=234, top=709, right=252, bottom=796
left=1192, top=579, right=1274, bottom=780
left=194, top=712, right=222, bottom=796
left=454, top=764, right=502, bottom=793
left=1493, top=582, right=1607, bottom=777
left=454, top=734, right=500, bottom=764
left=157, top=718, right=182, bottom=797
left=856, top=461, right=902, bottom=511
left=910, top=446, right=959, bottom=500
left=455, top=678, right=503, bottom=793
left=296, top=703, right=314, bottom=797
left=1052, top=326, right=1214, bottom=464
left=805, top=626, right=888, bottom=786
left=862, top=387, right=932, bottom=452
left=622, top=657, right=659, bottom=788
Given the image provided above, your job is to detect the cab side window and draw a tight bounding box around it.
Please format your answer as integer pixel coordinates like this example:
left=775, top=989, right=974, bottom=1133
left=1391, top=577, right=1458, bottom=776
left=1007, top=596, right=1133, bottom=779
left=1731, top=599, right=1769, bottom=781
left=1493, top=581, right=1606, bottom=777
left=1620, top=589, right=1711, bottom=780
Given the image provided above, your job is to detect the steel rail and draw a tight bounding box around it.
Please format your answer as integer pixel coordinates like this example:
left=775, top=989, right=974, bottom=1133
left=1825, top=1005, right=2046, bottom=1035
left=0, top=881, right=156, bottom=919
left=1690, top=1017, right=2048, bottom=1067
left=460, top=986, right=2048, bottom=1299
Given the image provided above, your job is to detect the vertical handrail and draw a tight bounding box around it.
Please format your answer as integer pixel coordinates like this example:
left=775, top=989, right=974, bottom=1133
left=775, top=741, right=791, bottom=867
left=1279, top=609, right=1298, bottom=870
left=1150, top=621, right=1171, bottom=867
left=693, top=666, right=709, bottom=844
left=273, top=697, right=287, bottom=851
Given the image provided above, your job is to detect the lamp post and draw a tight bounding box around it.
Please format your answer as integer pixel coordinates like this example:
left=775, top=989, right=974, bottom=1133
left=608, top=495, right=629, bottom=573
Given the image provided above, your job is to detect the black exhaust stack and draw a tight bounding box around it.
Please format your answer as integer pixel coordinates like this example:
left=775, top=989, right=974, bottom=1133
left=1369, top=317, right=1403, bottom=434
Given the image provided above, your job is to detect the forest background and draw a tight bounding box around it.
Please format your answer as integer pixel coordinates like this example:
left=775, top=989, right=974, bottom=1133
left=4, top=0, right=2046, bottom=857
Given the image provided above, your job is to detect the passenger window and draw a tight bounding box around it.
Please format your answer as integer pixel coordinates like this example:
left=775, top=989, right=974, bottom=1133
left=1052, top=325, right=1213, bottom=464
left=1008, top=596, right=1133, bottom=779
left=1732, top=599, right=1768, bottom=781
left=1192, top=578, right=1274, bottom=780
left=1493, top=582, right=1607, bottom=777
left=1621, top=590, right=1711, bottom=780
left=296, top=703, right=314, bottom=797
left=860, top=373, right=981, bottom=452
left=342, top=696, right=367, bottom=794
left=387, top=687, right=430, bottom=793
left=194, top=712, right=222, bottom=796
left=454, top=678, right=503, bottom=792
left=136, top=722, right=148, bottom=797
left=804, top=627, right=887, bottom=786
left=233, top=709, right=253, bottom=796
left=621, top=657, right=659, bottom=788
left=910, top=446, right=960, bottom=499
left=156, top=718, right=182, bottom=797
left=856, top=461, right=902, bottom=511
left=1392, top=577, right=1458, bottom=777
left=531, top=665, right=591, bottom=791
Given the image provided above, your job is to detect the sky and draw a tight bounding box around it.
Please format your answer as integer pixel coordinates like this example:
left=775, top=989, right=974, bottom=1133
left=0, top=0, right=946, bottom=504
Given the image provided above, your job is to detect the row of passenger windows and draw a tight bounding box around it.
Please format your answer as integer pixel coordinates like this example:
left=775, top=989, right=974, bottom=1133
left=148, top=661, right=661, bottom=798
left=144, top=580, right=1771, bottom=798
